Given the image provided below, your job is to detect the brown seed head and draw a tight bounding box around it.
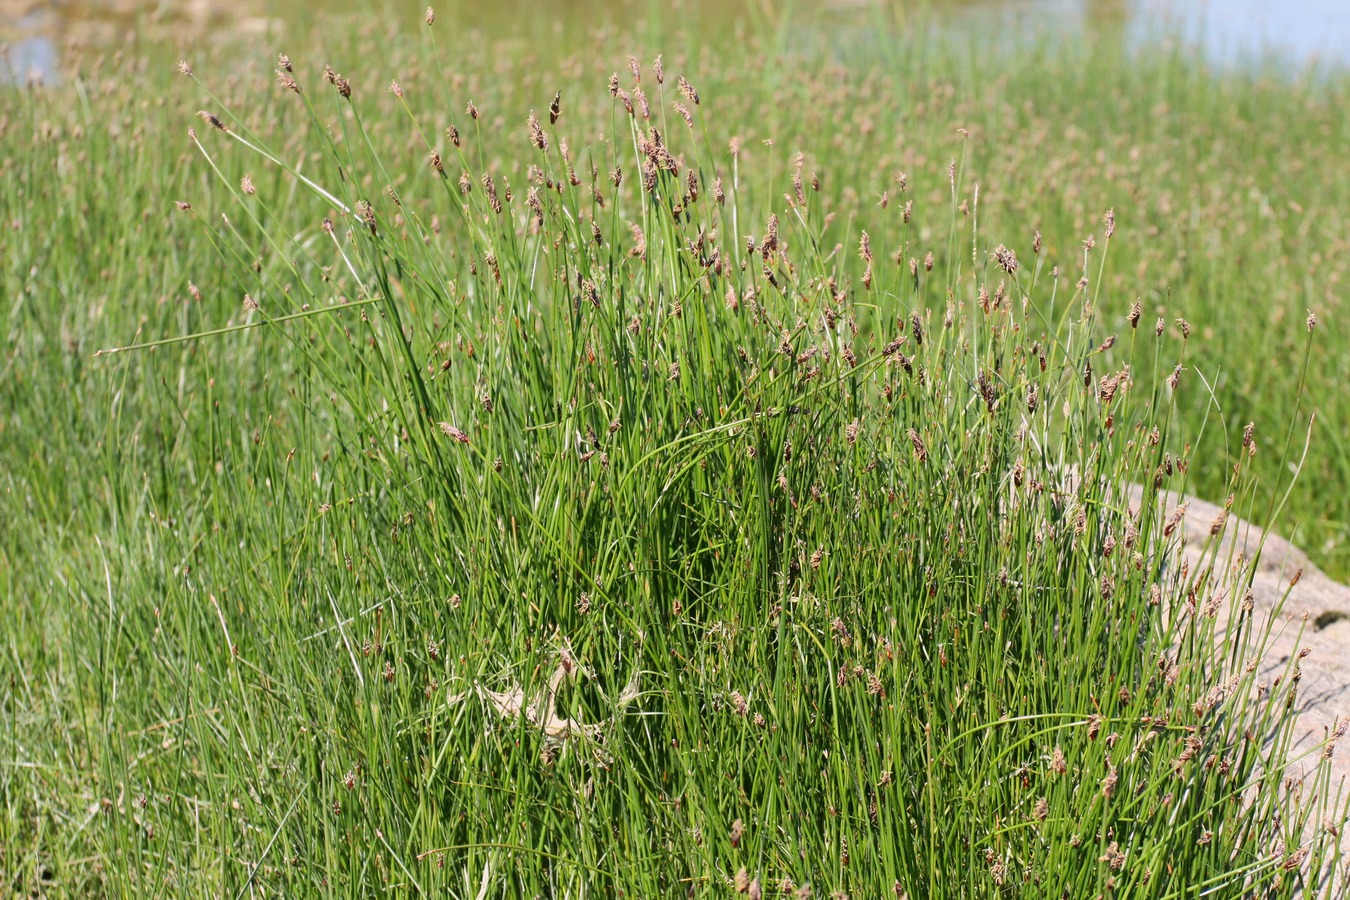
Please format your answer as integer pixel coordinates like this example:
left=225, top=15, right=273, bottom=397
left=197, top=110, right=227, bottom=131
left=481, top=174, right=501, bottom=214
left=735, top=868, right=750, bottom=893
left=677, top=74, right=699, bottom=105
left=1050, top=745, right=1067, bottom=774
left=439, top=422, right=469, bottom=443
left=388, top=79, right=403, bottom=98
left=549, top=90, right=561, bottom=125
left=176, top=59, right=193, bottom=77
left=355, top=199, right=377, bottom=233
left=993, top=244, right=1017, bottom=274
left=907, top=428, right=927, bottom=462
left=322, top=66, right=351, bottom=98
left=528, top=111, right=547, bottom=151
left=1163, top=501, right=1188, bottom=537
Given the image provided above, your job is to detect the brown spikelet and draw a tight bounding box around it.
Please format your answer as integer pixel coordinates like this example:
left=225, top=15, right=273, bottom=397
left=355, top=199, right=376, bottom=233
left=1163, top=502, right=1189, bottom=538
left=907, top=428, right=927, bottom=463
left=438, top=422, right=470, bottom=443
left=762, top=214, right=779, bottom=256
left=482, top=174, right=502, bottom=214
left=677, top=74, right=700, bottom=105
left=992, top=244, right=1017, bottom=274
left=322, top=66, right=351, bottom=98
left=528, top=111, right=547, bottom=151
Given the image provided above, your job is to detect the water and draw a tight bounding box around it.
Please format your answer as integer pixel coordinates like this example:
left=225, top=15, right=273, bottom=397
left=4, top=0, right=1350, bottom=85
left=1134, top=0, right=1350, bottom=68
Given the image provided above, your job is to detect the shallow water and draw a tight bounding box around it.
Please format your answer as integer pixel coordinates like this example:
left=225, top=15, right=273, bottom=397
left=3, top=0, right=1348, bottom=85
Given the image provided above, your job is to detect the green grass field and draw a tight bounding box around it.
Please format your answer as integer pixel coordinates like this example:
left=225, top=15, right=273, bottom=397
left=3, top=2, right=1350, bottom=895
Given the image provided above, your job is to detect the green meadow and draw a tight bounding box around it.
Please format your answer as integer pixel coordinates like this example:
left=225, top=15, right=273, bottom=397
left=2, top=2, right=1349, bottom=895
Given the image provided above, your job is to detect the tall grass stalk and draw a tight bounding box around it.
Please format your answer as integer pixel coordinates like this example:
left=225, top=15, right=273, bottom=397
left=2, top=7, right=1347, bottom=896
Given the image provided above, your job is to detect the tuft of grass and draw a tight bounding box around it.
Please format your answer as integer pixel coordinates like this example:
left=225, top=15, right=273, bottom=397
left=1, top=4, right=1348, bottom=896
